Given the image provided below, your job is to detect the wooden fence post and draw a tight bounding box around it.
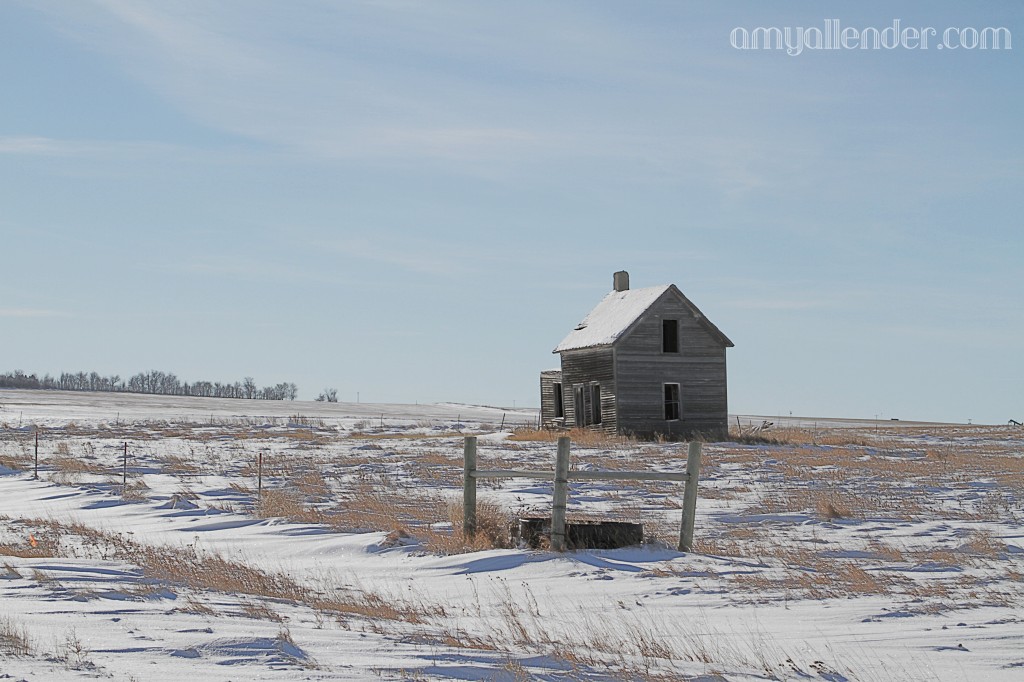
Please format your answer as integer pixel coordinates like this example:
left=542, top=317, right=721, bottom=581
left=463, top=436, right=477, bottom=538
left=34, top=429, right=39, bottom=479
left=257, top=451, right=263, bottom=500
left=551, top=436, right=570, bottom=552
left=678, top=441, right=702, bottom=552
left=122, top=442, right=128, bottom=495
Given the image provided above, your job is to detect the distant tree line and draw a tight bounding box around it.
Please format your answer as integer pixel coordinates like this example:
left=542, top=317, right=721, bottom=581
left=0, top=369, right=298, bottom=401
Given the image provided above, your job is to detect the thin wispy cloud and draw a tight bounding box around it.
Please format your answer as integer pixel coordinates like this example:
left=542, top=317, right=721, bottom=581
left=0, top=135, right=259, bottom=167
left=0, top=136, right=94, bottom=156
left=22, top=0, right=772, bottom=185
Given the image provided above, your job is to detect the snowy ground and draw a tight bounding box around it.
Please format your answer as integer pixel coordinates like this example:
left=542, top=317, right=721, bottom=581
left=1, top=389, right=1022, bottom=681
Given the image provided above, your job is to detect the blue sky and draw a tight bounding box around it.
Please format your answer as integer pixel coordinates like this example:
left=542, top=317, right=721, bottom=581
left=1, top=1, right=1021, bottom=423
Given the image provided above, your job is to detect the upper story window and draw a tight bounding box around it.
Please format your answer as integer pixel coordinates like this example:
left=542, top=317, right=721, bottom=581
left=662, top=319, right=679, bottom=353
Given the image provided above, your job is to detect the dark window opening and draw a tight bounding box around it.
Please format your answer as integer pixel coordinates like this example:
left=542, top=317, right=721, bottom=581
left=553, top=382, right=564, bottom=419
left=591, top=384, right=602, bottom=424
left=574, top=386, right=586, bottom=427
left=664, top=383, right=681, bottom=421
left=662, top=319, right=679, bottom=353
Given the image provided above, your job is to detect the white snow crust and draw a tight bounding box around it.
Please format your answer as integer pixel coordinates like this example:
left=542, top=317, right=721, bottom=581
left=554, top=285, right=670, bottom=352
left=0, top=389, right=1022, bottom=681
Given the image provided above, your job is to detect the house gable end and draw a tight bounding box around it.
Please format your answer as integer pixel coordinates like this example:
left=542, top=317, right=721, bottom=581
left=614, top=285, right=733, bottom=352
left=666, top=285, right=734, bottom=348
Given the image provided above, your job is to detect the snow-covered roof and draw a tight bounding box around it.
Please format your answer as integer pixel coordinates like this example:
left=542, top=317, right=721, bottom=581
left=554, top=285, right=670, bottom=352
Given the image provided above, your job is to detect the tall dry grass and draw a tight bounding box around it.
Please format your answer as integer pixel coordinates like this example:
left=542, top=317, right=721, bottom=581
left=256, top=489, right=325, bottom=524
left=509, top=427, right=635, bottom=447
left=3, top=516, right=437, bottom=625
left=0, top=616, right=32, bottom=656
left=729, top=426, right=877, bottom=447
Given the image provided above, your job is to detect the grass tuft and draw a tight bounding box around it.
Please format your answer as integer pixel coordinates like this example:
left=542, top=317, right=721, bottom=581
left=0, top=616, right=32, bottom=656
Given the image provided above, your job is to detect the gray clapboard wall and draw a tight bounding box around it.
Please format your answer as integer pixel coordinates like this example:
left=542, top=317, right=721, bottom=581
left=614, top=288, right=729, bottom=439
left=540, top=276, right=732, bottom=440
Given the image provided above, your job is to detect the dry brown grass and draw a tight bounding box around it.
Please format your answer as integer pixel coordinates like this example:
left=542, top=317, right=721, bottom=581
left=433, top=500, right=513, bottom=553
left=240, top=599, right=286, bottom=622
left=239, top=452, right=296, bottom=478
left=50, top=454, right=106, bottom=474
left=322, top=481, right=513, bottom=553
left=401, top=449, right=463, bottom=487
left=120, top=478, right=150, bottom=502
left=0, top=616, right=32, bottom=656
left=327, top=479, right=425, bottom=533
left=712, top=430, right=1024, bottom=524
left=0, top=448, right=31, bottom=471
left=161, top=454, right=202, bottom=476
left=291, top=468, right=333, bottom=499
left=3, top=516, right=301, bottom=599
left=960, top=528, right=1006, bottom=558
left=0, top=536, right=60, bottom=558
left=729, top=426, right=878, bottom=447
left=231, top=428, right=333, bottom=445
left=867, top=540, right=906, bottom=562
left=727, top=550, right=899, bottom=600
left=347, top=431, right=465, bottom=440
left=751, top=483, right=920, bottom=521
left=180, top=596, right=218, bottom=616
left=509, top=427, right=635, bottom=448
left=256, top=489, right=324, bottom=523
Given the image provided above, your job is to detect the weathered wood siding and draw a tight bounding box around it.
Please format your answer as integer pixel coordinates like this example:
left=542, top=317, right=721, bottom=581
left=614, top=290, right=729, bottom=439
left=539, top=370, right=564, bottom=427
left=559, top=348, right=617, bottom=433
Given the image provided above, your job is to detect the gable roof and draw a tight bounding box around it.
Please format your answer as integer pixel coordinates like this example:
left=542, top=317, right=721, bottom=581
left=553, top=284, right=734, bottom=353
left=554, top=285, right=670, bottom=352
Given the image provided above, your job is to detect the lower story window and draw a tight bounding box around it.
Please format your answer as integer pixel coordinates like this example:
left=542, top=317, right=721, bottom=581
left=664, top=383, right=681, bottom=421
left=591, top=384, right=602, bottom=424
left=574, top=386, right=586, bottom=427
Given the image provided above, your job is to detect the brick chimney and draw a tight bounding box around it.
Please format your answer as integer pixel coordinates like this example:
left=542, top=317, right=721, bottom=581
left=613, top=270, right=629, bottom=292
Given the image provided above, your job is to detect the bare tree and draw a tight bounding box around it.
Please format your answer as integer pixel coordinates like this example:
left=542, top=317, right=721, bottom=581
left=315, top=388, right=339, bottom=403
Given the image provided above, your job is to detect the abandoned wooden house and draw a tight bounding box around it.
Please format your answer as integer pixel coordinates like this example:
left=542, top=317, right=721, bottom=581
left=540, top=271, right=733, bottom=440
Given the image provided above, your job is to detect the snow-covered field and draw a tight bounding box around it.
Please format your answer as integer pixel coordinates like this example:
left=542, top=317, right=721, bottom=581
left=1, top=389, right=1022, bottom=681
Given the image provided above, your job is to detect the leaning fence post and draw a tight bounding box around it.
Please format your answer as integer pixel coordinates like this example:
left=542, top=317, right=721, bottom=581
left=463, top=436, right=478, bottom=539
left=551, top=436, right=570, bottom=552
left=257, top=451, right=264, bottom=500
left=678, top=441, right=702, bottom=552
left=122, top=442, right=128, bottom=496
